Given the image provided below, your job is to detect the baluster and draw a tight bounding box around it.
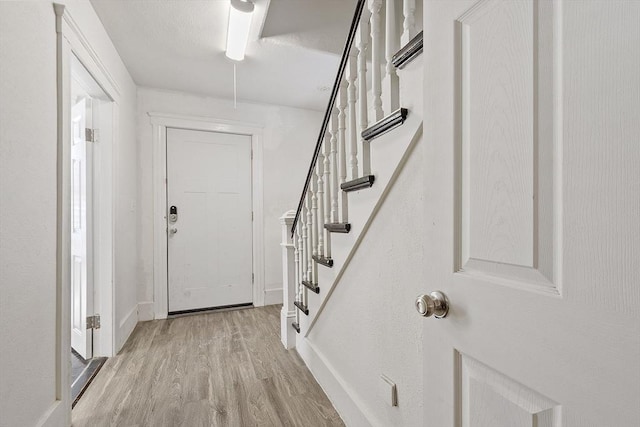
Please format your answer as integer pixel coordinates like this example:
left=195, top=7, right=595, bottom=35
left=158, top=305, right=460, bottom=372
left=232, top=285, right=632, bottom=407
left=316, top=153, right=325, bottom=259
left=337, top=79, right=349, bottom=223
left=296, top=226, right=303, bottom=308
left=384, top=0, right=400, bottom=112
left=329, top=108, right=339, bottom=223
left=402, top=0, right=416, bottom=45
left=306, top=191, right=313, bottom=287
left=311, top=168, right=319, bottom=284
left=294, top=227, right=300, bottom=299
left=301, top=202, right=308, bottom=284
left=294, top=228, right=299, bottom=286
left=347, top=52, right=359, bottom=181
left=323, top=133, right=332, bottom=257
left=369, top=0, right=384, bottom=121
left=357, top=11, right=371, bottom=175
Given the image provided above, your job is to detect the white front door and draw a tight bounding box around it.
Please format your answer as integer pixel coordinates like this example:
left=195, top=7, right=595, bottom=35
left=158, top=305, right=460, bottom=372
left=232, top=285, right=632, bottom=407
left=423, top=0, right=640, bottom=425
left=167, top=128, right=253, bottom=313
left=70, top=97, right=94, bottom=359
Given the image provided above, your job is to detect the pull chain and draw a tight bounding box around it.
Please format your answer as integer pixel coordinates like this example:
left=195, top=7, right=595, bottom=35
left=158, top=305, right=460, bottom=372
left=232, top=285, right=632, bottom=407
left=233, top=62, right=237, bottom=109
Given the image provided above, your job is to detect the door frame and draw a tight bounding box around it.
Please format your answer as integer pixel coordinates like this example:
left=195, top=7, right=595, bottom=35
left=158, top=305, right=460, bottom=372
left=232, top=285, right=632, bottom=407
left=149, top=112, right=265, bottom=319
left=69, top=93, right=94, bottom=359
left=54, top=3, right=117, bottom=423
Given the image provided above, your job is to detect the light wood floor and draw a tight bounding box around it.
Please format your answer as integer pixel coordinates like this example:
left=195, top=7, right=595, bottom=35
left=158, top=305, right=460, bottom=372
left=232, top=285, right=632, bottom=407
left=72, top=305, right=344, bottom=427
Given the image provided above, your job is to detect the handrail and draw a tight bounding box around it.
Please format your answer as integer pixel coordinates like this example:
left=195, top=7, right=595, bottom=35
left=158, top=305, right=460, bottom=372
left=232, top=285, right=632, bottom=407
left=291, top=0, right=367, bottom=237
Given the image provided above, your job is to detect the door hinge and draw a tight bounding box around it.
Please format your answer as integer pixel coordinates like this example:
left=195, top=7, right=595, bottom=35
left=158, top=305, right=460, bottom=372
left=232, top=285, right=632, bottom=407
left=87, top=314, right=101, bottom=329
left=252, top=273, right=254, bottom=284
left=252, top=211, right=254, bottom=221
left=86, top=128, right=99, bottom=143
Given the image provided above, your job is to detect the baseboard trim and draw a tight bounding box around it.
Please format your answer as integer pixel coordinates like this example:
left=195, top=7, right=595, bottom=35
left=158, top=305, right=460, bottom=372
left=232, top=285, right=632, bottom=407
left=264, top=288, right=283, bottom=305
left=116, top=305, right=138, bottom=352
left=137, top=301, right=154, bottom=321
left=296, top=338, right=376, bottom=427
left=35, top=399, right=69, bottom=427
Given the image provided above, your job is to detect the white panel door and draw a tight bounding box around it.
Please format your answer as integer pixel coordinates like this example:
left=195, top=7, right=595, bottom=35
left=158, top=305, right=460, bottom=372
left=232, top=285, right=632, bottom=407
left=167, top=128, right=253, bottom=312
left=70, top=97, right=94, bottom=359
left=423, top=0, right=640, bottom=426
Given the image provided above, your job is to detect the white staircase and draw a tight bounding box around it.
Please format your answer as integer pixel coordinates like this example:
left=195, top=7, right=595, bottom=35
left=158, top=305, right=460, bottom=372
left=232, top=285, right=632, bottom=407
left=281, top=0, right=423, bottom=342
left=280, top=2, right=424, bottom=422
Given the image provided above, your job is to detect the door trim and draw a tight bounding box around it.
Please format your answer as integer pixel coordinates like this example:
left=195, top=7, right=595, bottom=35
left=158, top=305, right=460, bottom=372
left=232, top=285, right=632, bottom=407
left=55, top=3, right=117, bottom=425
left=149, top=112, right=266, bottom=319
left=58, top=16, right=117, bottom=361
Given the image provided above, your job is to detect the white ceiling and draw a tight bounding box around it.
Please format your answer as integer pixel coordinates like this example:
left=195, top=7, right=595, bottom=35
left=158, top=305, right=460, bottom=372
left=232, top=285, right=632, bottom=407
left=90, top=0, right=357, bottom=111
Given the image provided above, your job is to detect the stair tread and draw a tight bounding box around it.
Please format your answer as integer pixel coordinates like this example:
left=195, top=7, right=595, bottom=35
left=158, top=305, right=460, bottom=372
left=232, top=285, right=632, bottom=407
left=392, top=30, right=423, bottom=69
left=341, top=175, right=375, bottom=192
left=293, top=301, right=309, bottom=315
left=362, top=108, right=408, bottom=142
left=301, top=280, right=320, bottom=294
left=324, top=223, right=351, bottom=233
left=292, top=322, right=300, bottom=333
left=312, top=255, right=334, bottom=268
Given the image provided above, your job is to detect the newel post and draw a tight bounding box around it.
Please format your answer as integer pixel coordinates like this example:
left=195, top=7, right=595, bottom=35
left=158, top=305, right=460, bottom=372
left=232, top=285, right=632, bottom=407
left=280, top=210, right=297, bottom=349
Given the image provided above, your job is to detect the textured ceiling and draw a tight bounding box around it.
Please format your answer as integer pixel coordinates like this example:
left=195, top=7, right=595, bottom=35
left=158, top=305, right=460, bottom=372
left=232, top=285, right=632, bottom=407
left=90, top=0, right=356, bottom=111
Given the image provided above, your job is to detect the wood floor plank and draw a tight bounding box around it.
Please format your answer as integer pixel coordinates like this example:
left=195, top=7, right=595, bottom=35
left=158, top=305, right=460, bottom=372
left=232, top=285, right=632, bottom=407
left=72, top=305, right=343, bottom=427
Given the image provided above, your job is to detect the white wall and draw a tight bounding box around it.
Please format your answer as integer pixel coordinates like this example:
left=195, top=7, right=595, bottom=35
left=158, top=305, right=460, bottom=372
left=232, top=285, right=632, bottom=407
left=136, top=87, right=322, bottom=314
left=304, top=137, right=425, bottom=427
left=0, top=4, right=58, bottom=426
left=0, top=1, right=138, bottom=425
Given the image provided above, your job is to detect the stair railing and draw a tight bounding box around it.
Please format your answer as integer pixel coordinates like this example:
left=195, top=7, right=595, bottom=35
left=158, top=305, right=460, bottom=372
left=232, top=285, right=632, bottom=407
left=291, top=0, right=367, bottom=238
left=289, top=0, right=420, bottom=330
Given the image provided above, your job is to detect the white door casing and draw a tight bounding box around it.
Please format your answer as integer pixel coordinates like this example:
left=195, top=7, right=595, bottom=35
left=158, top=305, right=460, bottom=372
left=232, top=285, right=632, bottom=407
left=70, top=97, right=93, bottom=359
left=423, top=0, right=640, bottom=426
left=51, top=5, right=118, bottom=425
left=167, top=128, right=253, bottom=312
left=70, top=53, right=115, bottom=359
left=150, top=113, right=265, bottom=319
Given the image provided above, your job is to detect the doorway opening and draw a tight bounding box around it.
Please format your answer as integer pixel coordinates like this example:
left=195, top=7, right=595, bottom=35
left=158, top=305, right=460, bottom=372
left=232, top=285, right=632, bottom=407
left=69, top=54, right=110, bottom=406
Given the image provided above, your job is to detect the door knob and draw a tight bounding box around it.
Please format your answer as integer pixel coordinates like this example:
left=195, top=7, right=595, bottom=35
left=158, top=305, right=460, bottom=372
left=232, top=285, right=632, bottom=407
left=415, top=291, right=449, bottom=318
left=169, top=227, right=178, bottom=235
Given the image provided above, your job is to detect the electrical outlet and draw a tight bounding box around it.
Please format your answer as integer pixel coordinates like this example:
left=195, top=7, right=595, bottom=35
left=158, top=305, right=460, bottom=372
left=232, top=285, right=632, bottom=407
left=380, top=374, right=398, bottom=407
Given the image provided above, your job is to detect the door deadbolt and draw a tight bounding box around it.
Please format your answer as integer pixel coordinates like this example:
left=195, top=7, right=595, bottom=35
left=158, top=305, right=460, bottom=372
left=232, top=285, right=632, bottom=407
left=169, top=205, right=178, bottom=223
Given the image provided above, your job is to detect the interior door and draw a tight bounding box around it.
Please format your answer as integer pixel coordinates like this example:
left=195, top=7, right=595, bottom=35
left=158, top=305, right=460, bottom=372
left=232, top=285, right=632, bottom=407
left=422, top=0, right=640, bottom=426
left=70, top=97, right=94, bottom=359
left=167, top=128, right=253, bottom=313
